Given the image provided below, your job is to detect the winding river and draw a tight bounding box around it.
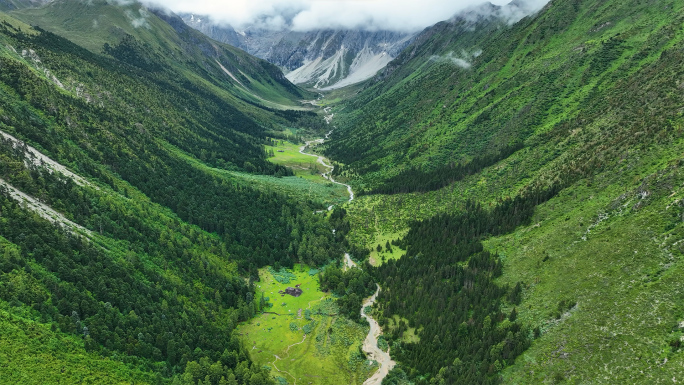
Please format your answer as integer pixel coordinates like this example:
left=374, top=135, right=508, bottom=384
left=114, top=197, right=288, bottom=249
left=360, top=285, right=396, bottom=385
left=298, top=127, right=395, bottom=385
left=298, top=132, right=353, bottom=211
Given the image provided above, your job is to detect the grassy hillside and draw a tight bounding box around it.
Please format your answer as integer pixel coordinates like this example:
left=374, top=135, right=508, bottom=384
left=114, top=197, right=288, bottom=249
left=0, top=304, right=155, bottom=385
left=0, top=8, right=350, bottom=385
left=320, top=0, right=684, bottom=383
left=326, top=0, right=684, bottom=192
left=8, top=0, right=313, bottom=109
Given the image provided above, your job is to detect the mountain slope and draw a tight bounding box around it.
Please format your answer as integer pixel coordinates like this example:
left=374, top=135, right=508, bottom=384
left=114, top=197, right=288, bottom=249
left=320, top=0, right=684, bottom=383
left=272, top=29, right=415, bottom=90
left=7, top=0, right=310, bottom=108
left=4, top=0, right=684, bottom=383
left=181, top=15, right=416, bottom=90
left=326, top=0, right=681, bottom=191
left=0, top=0, right=46, bottom=12
left=0, top=8, right=342, bottom=384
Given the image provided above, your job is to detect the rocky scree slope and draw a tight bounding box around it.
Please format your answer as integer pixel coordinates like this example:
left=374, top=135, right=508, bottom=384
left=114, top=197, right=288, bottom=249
left=181, top=14, right=416, bottom=90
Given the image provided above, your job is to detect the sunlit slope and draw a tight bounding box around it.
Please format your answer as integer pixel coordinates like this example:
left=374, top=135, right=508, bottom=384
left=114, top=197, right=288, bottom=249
left=325, top=0, right=684, bottom=383
left=0, top=304, right=154, bottom=384
left=326, top=0, right=684, bottom=193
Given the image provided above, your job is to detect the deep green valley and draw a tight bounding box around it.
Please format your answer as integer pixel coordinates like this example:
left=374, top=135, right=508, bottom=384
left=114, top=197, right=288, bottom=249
left=0, top=0, right=683, bottom=384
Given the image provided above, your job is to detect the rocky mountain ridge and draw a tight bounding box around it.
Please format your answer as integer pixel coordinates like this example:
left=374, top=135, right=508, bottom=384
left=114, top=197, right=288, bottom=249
left=182, top=14, right=415, bottom=89
left=181, top=1, right=547, bottom=90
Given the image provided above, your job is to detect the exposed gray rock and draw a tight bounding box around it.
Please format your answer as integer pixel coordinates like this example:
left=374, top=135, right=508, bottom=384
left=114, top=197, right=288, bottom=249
left=180, top=14, right=416, bottom=90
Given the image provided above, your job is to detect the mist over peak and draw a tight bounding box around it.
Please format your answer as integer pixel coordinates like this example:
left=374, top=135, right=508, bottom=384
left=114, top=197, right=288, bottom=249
left=141, top=0, right=549, bottom=32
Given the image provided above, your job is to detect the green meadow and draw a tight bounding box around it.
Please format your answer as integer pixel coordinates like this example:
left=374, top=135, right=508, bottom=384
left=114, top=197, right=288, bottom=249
left=265, top=139, right=349, bottom=204
left=266, top=140, right=325, bottom=180
left=237, top=265, right=376, bottom=385
left=163, top=140, right=348, bottom=209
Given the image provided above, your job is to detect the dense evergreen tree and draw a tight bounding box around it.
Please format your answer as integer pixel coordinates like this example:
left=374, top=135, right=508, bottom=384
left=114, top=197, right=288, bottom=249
left=0, top=17, right=332, bottom=385
left=374, top=186, right=560, bottom=384
left=362, top=142, right=523, bottom=195
left=319, top=264, right=375, bottom=321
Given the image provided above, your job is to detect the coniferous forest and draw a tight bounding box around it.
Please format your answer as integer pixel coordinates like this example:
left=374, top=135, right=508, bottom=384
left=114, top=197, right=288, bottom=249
left=2, top=0, right=684, bottom=384
left=0, top=7, right=336, bottom=384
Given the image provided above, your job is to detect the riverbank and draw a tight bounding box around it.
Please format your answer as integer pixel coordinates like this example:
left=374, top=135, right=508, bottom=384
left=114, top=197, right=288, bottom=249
left=298, top=130, right=395, bottom=385
left=361, top=285, right=397, bottom=385
left=298, top=135, right=354, bottom=211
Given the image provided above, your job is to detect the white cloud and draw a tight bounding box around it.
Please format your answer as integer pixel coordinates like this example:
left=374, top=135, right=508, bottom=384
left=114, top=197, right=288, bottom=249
left=125, top=8, right=151, bottom=28
left=429, top=50, right=485, bottom=69
left=140, top=0, right=547, bottom=32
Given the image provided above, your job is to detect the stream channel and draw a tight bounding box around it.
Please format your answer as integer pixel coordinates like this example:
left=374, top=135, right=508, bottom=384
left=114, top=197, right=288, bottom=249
left=298, top=128, right=396, bottom=385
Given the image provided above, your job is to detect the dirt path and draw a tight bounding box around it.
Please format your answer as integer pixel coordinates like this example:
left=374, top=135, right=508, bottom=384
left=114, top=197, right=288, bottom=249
left=307, top=296, right=325, bottom=310
left=285, top=334, right=307, bottom=354
left=271, top=355, right=298, bottom=385
left=270, top=334, right=308, bottom=385
left=360, top=285, right=396, bottom=385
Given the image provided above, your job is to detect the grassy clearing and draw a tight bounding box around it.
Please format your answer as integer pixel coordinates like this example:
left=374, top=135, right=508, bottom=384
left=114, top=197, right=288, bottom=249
left=233, top=172, right=348, bottom=207
left=265, top=139, right=349, bottom=203
left=386, top=315, right=421, bottom=344
left=266, top=141, right=321, bottom=173
left=238, top=265, right=377, bottom=385
left=367, top=231, right=407, bottom=267
left=163, top=141, right=348, bottom=208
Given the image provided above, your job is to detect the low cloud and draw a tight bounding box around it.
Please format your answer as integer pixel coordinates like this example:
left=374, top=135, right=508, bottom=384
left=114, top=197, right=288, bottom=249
left=125, top=8, right=151, bottom=28
left=429, top=51, right=479, bottom=69
left=458, top=0, right=550, bottom=25
left=140, top=0, right=549, bottom=32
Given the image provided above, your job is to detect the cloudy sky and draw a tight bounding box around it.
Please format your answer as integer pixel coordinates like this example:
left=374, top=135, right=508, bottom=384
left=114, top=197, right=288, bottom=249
left=140, top=0, right=538, bottom=32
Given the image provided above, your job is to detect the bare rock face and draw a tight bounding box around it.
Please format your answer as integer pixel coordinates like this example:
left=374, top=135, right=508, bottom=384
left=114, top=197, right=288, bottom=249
left=180, top=14, right=416, bottom=90
left=271, top=29, right=415, bottom=90
left=181, top=14, right=243, bottom=49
